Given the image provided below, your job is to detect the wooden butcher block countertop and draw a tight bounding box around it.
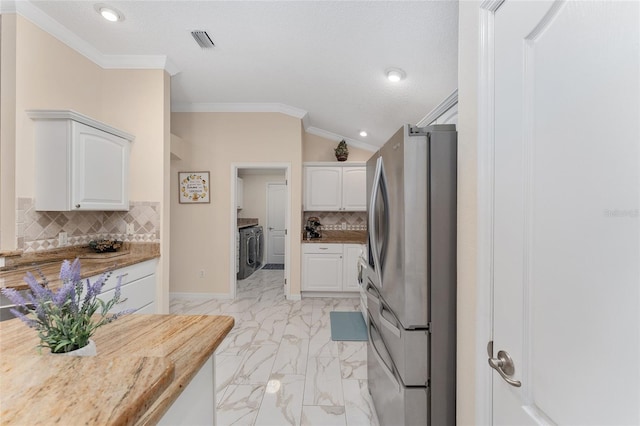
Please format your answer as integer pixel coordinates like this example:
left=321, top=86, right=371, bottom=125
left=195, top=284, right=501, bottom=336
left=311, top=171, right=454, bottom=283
left=0, top=314, right=235, bottom=425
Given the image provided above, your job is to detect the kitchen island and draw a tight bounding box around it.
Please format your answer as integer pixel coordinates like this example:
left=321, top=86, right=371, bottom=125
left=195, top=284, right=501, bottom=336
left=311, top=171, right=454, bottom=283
left=0, top=314, right=234, bottom=425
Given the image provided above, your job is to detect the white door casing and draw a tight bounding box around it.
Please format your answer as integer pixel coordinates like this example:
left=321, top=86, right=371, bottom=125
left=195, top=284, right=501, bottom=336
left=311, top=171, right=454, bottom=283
left=230, top=163, right=292, bottom=300
left=266, top=183, right=286, bottom=264
left=480, top=1, right=640, bottom=424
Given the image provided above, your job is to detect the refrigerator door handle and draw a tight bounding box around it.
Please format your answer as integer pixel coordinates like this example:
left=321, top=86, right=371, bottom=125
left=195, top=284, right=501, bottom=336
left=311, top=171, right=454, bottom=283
left=368, top=313, right=401, bottom=393
left=368, top=156, right=384, bottom=287
left=365, top=279, right=380, bottom=301
left=379, top=301, right=402, bottom=338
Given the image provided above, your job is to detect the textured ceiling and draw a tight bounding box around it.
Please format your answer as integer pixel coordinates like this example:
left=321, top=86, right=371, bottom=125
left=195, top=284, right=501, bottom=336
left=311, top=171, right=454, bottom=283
left=29, top=1, right=458, bottom=148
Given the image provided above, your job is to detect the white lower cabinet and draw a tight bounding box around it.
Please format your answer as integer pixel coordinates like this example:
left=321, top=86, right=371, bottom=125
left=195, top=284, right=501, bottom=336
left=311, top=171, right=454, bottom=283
left=302, top=244, right=343, bottom=292
left=302, top=243, right=366, bottom=292
left=96, top=259, right=157, bottom=313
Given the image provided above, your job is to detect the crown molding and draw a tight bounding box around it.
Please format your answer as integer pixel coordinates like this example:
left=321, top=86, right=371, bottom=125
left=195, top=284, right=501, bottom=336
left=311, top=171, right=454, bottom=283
left=171, top=102, right=308, bottom=119
left=26, top=109, right=135, bottom=141
left=171, top=102, right=377, bottom=152
left=305, top=126, right=378, bottom=153
left=11, top=0, right=179, bottom=75
left=417, top=88, right=458, bottom=127
left=99, top=55, right=180, bottom=75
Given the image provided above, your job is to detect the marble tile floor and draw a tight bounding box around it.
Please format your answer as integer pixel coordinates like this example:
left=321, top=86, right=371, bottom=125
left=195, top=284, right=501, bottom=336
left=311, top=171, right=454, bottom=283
left=170, top=269, right=380, bottom=426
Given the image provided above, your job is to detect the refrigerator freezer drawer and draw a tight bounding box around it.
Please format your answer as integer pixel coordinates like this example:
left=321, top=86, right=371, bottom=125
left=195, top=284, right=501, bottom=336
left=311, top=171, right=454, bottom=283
left=367, top=325, right=429, bottom=426
left=367, top=289, right=429, bottom=386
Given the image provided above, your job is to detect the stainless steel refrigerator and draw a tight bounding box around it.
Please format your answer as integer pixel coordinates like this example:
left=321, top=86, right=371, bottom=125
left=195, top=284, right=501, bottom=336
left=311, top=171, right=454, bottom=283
left=365, top=124, right=456, bottom=425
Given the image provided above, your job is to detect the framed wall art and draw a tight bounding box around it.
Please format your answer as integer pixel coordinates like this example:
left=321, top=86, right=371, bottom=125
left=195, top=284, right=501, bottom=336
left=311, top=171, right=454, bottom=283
left=179, top=171, right=210, bottom=204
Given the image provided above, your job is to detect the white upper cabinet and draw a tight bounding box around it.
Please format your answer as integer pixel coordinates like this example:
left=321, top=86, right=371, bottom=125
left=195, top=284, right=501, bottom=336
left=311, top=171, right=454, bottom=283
left=304, top=163, right=366, bottom=211
left=304, top=167, right=342, bottom=210
left=341, top=167, right=367, bottom=211
left=28, top=110, right=134, bottom=211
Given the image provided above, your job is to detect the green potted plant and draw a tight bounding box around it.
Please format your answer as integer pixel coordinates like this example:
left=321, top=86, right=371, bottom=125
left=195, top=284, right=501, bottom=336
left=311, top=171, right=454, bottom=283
left=335, top=139, right=349, bottom=161
left=0, top=259, right=131, bottom=355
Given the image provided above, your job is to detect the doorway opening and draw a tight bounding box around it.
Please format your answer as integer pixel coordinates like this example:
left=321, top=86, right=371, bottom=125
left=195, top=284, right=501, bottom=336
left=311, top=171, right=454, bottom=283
left=230, top=163, right=291, bottom=300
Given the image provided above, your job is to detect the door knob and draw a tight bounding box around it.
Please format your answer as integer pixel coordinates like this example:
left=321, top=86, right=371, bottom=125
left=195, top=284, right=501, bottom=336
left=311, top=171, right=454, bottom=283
left=487, top=344, right=522, bottom=387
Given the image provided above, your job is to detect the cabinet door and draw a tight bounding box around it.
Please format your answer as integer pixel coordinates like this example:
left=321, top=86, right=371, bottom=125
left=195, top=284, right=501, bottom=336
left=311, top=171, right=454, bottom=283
left=99, top=274, right=156, bottom=313
left=304, top=167, right=342, bottom=210
left=302, top=253, right=343, bottom=291
left=72, top=122, right=129, bottom=210
left=341, top=167, right=367, bottom=211
left=343, top=244, right=365, bottom=291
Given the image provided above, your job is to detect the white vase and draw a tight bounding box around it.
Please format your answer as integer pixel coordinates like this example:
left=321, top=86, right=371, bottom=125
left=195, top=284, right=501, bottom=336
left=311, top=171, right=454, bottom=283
left=58, top=339, right=97, bottom=356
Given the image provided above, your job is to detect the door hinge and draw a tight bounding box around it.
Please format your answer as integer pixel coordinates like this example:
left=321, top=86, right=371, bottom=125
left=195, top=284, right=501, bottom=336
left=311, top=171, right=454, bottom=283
left=284, top=278, right=287, bottom=284
left=487, top=340, right=493, bottom=357
left=285, top=229, right=287, bottom=235
left=285, top=179, right=288, bottom=185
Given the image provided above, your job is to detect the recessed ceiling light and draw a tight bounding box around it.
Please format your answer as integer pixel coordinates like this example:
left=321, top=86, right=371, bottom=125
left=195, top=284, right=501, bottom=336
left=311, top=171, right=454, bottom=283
left=359, top=131, right=368, bottom=137
left=96, top=5, right=123, bottom=22
left=386, top=68, right=406, bottom=82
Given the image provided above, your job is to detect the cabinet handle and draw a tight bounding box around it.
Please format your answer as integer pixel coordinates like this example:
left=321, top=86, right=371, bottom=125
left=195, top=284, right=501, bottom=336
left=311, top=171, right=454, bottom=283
left=319, top=247, right=328, bottom=250
left=75, top=204, right=81, bottom=209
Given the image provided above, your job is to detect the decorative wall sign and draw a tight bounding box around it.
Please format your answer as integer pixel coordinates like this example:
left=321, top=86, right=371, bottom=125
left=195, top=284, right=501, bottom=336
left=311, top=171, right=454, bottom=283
left=179, top=172, right=210, bottom=204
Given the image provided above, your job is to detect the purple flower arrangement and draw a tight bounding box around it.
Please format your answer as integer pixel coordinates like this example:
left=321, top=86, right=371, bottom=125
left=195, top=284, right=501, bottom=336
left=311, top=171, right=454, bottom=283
left=1, top=259, right=132, bottom=353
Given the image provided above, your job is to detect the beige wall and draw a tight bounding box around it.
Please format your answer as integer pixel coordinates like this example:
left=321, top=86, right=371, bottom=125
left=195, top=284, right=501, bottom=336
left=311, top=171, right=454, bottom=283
left=1, top=14, right=17, bottom=249
left=100, top=69, right=168, bottom=202
left=303, top=132, right=374, bottom=162
left=457, top=2, right=480, bottom=424
left=14, top=15, right=103, bottom=199
left=4, top=14, right=171, bottom=311
left=170, top=112, right=303, bottom=295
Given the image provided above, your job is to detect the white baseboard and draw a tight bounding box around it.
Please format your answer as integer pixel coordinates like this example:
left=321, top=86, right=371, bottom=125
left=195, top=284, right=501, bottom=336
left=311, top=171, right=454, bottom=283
left=170, top=292, right=233, bottom=300
left=301, top=291, right=360, bottom=298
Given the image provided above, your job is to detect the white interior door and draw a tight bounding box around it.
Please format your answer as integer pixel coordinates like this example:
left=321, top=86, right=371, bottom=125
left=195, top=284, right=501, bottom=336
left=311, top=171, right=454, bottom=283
left=487, top=1, right=639, bottom=424
left=266, top=183, right=286, bottom=264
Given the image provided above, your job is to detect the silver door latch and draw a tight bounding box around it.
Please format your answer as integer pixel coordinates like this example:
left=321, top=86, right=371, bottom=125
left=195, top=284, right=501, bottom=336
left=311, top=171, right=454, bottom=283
left=487, top=341, right=522, bottom=388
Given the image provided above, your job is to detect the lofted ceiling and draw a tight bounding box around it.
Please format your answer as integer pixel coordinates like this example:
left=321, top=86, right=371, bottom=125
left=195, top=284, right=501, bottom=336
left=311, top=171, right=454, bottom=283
left=27, top=0, right=459, bottom=149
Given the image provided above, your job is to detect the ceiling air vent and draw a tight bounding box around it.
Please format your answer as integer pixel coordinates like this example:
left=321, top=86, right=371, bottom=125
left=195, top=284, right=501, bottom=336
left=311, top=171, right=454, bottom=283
left=191, top=31, right=215, bottom=49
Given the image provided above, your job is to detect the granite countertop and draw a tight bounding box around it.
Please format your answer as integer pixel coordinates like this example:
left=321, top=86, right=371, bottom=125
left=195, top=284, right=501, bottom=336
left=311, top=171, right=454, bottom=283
left=0, top=314, right=235, bottom=425
left=301, top=230, right=367, bottom=244
left=0, top=243, right=160, bottom=291
left=237, top=218, right=259, bottom=229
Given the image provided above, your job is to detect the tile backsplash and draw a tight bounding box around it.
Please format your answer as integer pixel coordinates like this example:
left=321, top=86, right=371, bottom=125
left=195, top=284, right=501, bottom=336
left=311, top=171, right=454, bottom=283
left=303, top=211, right=367, bottom=231
left=17, top=198, right=159, bottom=252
